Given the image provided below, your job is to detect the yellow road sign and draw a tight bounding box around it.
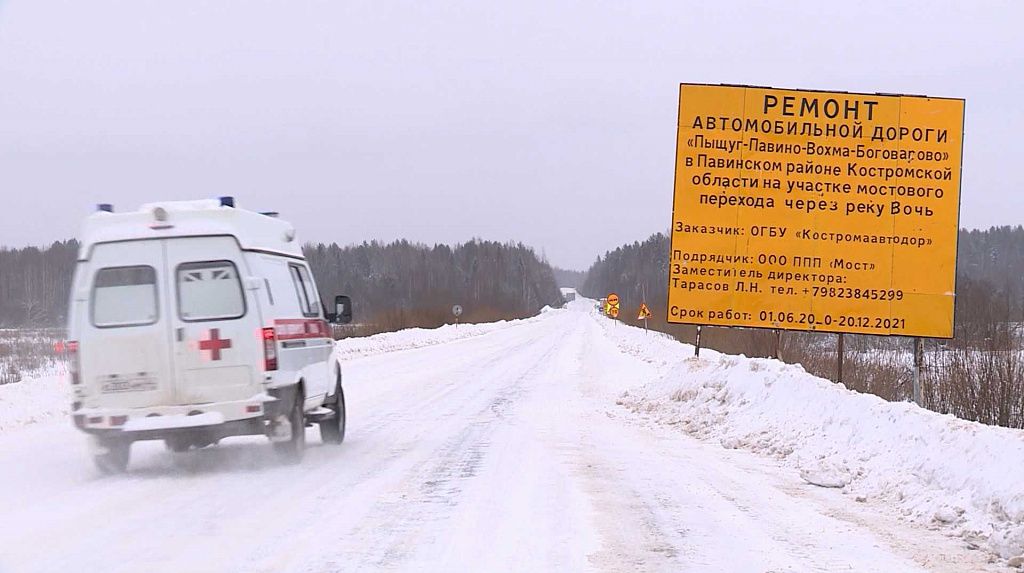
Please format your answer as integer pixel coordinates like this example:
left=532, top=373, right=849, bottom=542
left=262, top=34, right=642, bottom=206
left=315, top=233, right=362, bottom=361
left=605, top=292, right=621, bottom=318
left=638, top=303, right=652, bottom=320
left=668, top=84, right=964, bottom=338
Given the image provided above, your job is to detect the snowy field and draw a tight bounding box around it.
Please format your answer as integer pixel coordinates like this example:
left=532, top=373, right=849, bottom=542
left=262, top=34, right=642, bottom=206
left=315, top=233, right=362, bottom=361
left=0, top=328, right=65, bottom=386
left=0, top=300, right=1020, bottom=571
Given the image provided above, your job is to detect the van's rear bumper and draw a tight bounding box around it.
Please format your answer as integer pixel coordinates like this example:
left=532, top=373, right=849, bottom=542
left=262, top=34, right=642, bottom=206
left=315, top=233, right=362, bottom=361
left=72, top=395, right=277, bottom=440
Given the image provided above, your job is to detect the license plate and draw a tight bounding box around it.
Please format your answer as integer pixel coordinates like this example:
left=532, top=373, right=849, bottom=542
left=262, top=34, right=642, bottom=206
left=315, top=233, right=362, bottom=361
left=100, top=376, right=157, bottom=394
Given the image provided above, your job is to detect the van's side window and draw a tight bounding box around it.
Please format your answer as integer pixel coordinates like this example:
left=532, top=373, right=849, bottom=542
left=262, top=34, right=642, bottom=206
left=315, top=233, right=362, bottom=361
left=176, top=261, right=246, bottom=321
left=91, top=266, right=159, bottom=328
left=288, top=264, right=320, bottom=318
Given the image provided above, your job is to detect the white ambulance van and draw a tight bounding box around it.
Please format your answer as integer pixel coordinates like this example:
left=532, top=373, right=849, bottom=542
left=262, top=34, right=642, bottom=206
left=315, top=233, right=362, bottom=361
left=66, top=197, right=352, bottom=473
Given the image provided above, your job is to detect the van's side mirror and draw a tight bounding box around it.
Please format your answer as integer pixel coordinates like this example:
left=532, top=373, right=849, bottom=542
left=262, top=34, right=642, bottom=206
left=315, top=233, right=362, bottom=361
left=329, top=295, right=352, bottom=325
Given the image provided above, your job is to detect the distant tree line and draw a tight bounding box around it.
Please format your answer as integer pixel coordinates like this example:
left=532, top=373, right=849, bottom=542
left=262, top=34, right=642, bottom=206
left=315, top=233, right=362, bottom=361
left=551, top=266, right=587, bottom=289
left=956, top=226, right=1024, bottom=323
left=0, top=241, right=79, bottom=327
left=304, top=239, right=564, bottom=332
left=581, top=226, right=1024, bottom=428
left=0, top=238, right=563, bottom=332
left=580, top=233, right=671, bottom=322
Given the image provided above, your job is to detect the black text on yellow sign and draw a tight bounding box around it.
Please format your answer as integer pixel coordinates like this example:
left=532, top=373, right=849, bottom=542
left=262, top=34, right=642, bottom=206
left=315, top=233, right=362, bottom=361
left=668, top=84, right=964, bottom=338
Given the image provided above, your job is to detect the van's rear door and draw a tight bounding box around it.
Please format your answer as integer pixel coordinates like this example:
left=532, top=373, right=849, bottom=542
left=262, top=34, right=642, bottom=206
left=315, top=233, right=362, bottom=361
left=165, top=237, right=263, bottom=405
left=80, top=241, right=175, bottom=409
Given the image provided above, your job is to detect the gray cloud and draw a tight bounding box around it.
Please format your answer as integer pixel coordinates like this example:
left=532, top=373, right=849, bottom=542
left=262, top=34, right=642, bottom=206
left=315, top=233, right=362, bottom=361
left=0, top=0, right=1020, bottom=269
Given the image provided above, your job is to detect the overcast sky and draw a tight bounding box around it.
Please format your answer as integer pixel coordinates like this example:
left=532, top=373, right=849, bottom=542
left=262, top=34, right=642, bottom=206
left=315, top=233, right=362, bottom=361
left=1, top=1, right=1021, bottom=269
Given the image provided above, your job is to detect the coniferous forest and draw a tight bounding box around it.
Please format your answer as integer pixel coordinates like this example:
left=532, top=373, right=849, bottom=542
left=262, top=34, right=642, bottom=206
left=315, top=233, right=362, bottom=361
left=0, top=238, right=563, bottom=330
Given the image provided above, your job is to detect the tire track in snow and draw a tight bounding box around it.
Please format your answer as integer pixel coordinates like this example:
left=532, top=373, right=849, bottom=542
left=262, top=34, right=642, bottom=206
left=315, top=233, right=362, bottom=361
left=309, top=325, right=566, bottom=571
left=239, top=321, right=560, bottom=572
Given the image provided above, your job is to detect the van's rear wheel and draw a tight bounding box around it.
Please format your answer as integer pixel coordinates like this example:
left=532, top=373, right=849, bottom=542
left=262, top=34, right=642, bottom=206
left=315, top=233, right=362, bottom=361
left=93, top=439, right=130, bottom=474
left=319, top=377, right=346, bottom=445
left=165, top=436, right=191, bottom=453
left=273, top=386, right=306, bottom=463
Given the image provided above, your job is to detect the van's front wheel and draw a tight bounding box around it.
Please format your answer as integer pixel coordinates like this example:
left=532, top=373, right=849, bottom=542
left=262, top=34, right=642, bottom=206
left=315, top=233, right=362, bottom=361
left=273, top=386, right=306, bottom=463
left=93, top=438, right=130, bottom=474
left=319, top=377, right=346, bottom=445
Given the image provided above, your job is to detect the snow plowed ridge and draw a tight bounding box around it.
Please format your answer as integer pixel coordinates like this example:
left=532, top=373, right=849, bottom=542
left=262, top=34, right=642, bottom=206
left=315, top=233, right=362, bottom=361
left=599, top=310, right=1024, bottom=561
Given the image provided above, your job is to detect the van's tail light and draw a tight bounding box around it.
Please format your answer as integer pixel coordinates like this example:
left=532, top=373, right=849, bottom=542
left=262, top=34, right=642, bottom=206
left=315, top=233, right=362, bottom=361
left=63, top=340, right=81, bottom=385
left=261, top=327, right=278, bottom=371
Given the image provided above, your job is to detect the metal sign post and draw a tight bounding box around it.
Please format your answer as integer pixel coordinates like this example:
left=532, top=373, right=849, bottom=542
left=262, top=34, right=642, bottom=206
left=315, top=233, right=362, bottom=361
left=694, top=325, right=703, bottom=357
left=837, top=333, right=845, bottom=385
left=452, top=304, right=463, bottom=328
left=912, top=337, right=923, bottom=405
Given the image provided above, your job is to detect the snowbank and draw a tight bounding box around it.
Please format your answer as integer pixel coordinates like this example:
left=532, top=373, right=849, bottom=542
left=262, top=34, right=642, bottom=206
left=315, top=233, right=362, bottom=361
left=0, top=375, right=69, bottom=433
left=596, top=311, right=1024, bottom=560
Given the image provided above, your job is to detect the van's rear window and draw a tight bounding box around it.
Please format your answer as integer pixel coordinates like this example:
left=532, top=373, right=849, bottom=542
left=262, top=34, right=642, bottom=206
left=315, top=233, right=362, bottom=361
left=176, top=261, right=245, bottom=322
left=92, top=266, right=159, bottom=327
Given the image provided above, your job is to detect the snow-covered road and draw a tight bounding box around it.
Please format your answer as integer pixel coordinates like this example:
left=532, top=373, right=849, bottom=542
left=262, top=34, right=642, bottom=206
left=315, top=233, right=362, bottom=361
left=0, top=303, right=1006, bottom=572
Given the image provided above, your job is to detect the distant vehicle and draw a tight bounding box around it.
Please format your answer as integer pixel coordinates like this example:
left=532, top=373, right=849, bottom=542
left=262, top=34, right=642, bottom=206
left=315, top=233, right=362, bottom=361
left=560, top=288, right=576, bottom=303
left=66, top=197, right=353, bottom=473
